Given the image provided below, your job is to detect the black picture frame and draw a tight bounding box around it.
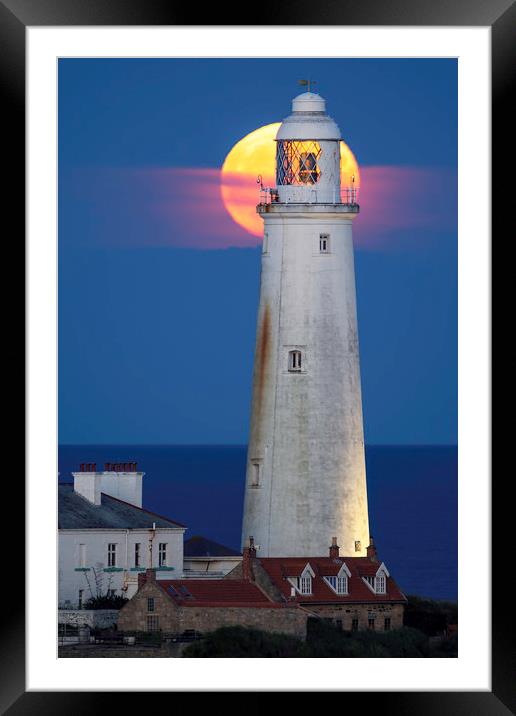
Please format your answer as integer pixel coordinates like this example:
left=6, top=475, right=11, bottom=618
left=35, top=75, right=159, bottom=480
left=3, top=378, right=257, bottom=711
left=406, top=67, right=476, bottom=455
left=3, top=0, right=508, bottom=710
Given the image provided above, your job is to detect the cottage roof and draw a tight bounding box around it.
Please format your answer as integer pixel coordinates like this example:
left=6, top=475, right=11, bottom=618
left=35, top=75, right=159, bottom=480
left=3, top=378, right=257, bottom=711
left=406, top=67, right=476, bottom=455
left=58, top=483, right=185, bottom=530
left=184, top=536, right=241, bottom=558
left=258, top=557, right=407, bottom=604
left=157, top=579, right=284, bottom=608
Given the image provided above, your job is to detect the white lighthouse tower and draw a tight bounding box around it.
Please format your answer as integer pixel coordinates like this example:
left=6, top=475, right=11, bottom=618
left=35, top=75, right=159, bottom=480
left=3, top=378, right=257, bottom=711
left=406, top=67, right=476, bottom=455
left=241, top=89, right=370, bottom=558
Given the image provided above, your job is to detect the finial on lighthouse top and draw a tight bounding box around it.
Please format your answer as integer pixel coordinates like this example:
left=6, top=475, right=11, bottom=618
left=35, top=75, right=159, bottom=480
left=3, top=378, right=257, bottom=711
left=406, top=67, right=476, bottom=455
left=276, top=87, right=341, bottom=141
left=292, top=91, right=326, bottom=114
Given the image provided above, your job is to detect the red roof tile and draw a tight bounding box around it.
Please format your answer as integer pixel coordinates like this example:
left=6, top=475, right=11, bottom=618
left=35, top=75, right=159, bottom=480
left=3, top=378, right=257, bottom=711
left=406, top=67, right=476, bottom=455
left=158, top=579, right=286, bottom=608
left=258, top=557, right=407, bottom=604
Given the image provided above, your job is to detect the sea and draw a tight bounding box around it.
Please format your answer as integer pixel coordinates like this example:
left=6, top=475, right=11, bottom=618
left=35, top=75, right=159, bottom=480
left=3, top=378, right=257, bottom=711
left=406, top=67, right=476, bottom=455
left=58, top=444, right=457, bottom=602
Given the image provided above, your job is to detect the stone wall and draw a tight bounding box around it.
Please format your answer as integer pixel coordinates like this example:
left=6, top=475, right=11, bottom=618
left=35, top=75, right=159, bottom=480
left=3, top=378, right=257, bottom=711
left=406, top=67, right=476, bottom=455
left=117, top=580, right=306, bottom=639
left=58, top=609, right=119, bottom=629
left=176, top=605, right=306, bottom=639
left=59, top=643, right=186, bottom=658
left=307, top=603, right=404, bottom=631
left=118, top=581, right=177, bottom=632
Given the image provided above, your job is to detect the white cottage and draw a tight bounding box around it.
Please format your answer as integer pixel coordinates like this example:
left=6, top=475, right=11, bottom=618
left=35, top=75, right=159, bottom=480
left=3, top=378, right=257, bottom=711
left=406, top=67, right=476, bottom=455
left=58, top=464, right=186, bottom=607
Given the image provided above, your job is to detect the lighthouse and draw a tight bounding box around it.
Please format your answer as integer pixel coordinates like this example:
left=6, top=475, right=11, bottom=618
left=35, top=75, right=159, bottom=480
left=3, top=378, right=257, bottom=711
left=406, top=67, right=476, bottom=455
left=241, top=89, right=370, bottom=558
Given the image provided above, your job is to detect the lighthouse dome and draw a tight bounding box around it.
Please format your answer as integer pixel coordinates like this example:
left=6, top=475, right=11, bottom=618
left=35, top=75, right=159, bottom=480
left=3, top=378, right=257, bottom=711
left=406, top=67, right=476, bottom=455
left=276, top=92, right=341, bottom=141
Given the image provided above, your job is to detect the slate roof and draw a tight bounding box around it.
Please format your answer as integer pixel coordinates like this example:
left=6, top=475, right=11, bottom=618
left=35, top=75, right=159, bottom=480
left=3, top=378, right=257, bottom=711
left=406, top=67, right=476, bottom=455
left=58, top=483, right=185, bottom=530
left=184, top=535, right=241, bottom=558
left=157, top=579, right=284, bottom=608
left=258, top=557, right=407, bottom=604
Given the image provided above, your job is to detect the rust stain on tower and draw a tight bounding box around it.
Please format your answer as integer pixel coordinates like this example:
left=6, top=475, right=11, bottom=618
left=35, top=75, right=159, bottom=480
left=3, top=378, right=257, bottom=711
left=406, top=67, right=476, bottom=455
left=254, top=303, right=271, bottom=436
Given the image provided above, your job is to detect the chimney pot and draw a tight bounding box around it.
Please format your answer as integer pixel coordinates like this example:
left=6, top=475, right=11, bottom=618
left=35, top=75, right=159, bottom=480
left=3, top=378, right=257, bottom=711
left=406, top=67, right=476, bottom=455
left=329, top=537, right=340, bottom=559
left=367, top=535, right=378, bottom=562
left=242, top=536, right=256, bottom=581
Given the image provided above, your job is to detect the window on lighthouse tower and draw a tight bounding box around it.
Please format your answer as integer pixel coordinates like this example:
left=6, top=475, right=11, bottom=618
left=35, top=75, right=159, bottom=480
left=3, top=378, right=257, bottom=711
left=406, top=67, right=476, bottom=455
left=288, top=350, right=302, bottom=372
left=319, top=234, right=330, bottom=253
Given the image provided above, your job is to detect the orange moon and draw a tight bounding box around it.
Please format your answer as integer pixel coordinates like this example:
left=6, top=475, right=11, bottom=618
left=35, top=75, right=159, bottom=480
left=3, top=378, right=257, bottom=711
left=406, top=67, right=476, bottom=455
left=221, top=122, right=360, bottom=237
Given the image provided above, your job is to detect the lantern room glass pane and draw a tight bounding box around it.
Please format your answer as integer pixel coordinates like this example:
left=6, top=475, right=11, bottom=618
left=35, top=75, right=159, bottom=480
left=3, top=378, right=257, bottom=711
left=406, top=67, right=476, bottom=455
left=276, top=141, right=322, bottom=186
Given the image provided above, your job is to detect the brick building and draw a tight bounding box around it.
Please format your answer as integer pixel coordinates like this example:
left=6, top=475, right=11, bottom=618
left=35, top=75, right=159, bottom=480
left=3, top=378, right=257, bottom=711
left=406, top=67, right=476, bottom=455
left=246, top=538, right=407, bottom=632
left=117, top=537, right=406, bottom=637
left=117, top=569, right=306, bottom=639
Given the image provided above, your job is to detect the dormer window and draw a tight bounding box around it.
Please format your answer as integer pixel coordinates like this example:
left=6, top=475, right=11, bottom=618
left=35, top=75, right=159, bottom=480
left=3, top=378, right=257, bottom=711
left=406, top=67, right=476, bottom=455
left=299, top=575, right=312, bottom=594
left=375, top=572, right=386, bottom=594
left=288, top=564, right=315, bottom=595
left=325, top=575, right=348, bottom=594
left=362, top=562, right=390, bottom=595
left=288, top=350, right=302, bottom=372
left=324, top=562, right=351, bottom=594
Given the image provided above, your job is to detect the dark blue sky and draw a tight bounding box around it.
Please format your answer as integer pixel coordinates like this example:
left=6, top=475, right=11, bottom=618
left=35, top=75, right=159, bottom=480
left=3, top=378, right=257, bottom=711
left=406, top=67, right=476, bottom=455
left=58, top=58, right=457, bottom=445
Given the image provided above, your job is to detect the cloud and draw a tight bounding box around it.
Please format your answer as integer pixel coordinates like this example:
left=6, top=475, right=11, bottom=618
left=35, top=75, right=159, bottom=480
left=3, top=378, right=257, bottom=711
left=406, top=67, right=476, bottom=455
left=354, top=166, right=457, bottom=250
left=60, top=165, right=456, bottom=252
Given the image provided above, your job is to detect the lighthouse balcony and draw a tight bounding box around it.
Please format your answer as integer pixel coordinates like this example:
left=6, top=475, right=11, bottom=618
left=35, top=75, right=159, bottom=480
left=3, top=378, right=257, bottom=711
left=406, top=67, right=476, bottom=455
left=257, top=197, right=359, bottom=217
left=257, top=186, right=359, bottom=214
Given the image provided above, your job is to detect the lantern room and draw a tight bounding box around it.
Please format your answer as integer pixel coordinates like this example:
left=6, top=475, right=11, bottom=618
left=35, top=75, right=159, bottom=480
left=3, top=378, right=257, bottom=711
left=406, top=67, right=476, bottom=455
left=274, top=92, right=342, bottom=204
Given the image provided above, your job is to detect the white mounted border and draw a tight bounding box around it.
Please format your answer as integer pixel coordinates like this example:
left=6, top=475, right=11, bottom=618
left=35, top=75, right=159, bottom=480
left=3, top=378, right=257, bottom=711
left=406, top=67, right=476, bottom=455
left=27, top=26, right=490, bottom=691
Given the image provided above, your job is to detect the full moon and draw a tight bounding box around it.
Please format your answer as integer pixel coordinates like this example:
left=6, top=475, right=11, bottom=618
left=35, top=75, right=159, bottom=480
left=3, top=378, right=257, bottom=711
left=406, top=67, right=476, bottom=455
left=221, top=122, right=360, bottom=237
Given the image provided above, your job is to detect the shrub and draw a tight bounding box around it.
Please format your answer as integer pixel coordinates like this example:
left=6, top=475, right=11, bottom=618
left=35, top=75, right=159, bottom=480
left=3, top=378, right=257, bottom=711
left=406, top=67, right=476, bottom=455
left=83, top=594, right=129, bottom=610
left=183, top=626, right=307, bottom=658
left=404, top=595, right=458, bottom=636
left=183, top=623, right=431, bottom=658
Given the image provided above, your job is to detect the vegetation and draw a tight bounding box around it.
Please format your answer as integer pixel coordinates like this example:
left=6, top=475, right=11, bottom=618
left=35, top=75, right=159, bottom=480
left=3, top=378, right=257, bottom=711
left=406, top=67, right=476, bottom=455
left=404, top=595, right=458, bottom=636
left=182, top=621, right=457, bottom=658
left=183, top=626, right=306, bottom=658
left=83, top=594, right=129, bottom=610
left=80, top=566, right=129, bottom=609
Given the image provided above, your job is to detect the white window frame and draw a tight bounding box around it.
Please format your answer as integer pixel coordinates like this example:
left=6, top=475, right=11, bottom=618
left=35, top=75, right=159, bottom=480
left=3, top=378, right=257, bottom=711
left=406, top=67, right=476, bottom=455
left=362, top=562, right=390, bottom=594
left=324, top=563, right=351, bottom=594
left=134, top=542, right=141, bottom=568
left=107, top=543, right=117, bottom=567
left=375, top=572, right=387, bottom=594
left=78, top=543, right=86, bottom=568
left=158, top=543, right=167, bottom=568
left=299, top=575, right=312, bottom=595
left=288, top=563, right=315, bottom=595
left=324, top=574, right=349, bottom=594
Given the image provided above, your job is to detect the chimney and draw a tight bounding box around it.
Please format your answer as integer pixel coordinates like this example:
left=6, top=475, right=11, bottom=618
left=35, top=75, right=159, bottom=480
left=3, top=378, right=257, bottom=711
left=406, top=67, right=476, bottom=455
left=97, top=462, right=144, bottom=507
left=367, top=536, right=378, bottom=562
left=242, top=536, right=257, bottom=581
left=73, top=468, right=102, bottom=505
left=137, top=570, right=155, bottom=590
left=329, top=536, right=340, bottom=559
